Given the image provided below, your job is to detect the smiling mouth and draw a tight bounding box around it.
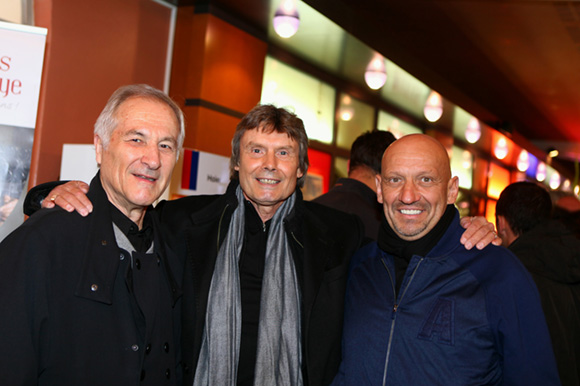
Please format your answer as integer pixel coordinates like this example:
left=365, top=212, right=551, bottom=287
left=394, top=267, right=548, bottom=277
left=400, top=209, right=422, bottom=215
left=135, top=174, right=157, bottom=182
left=257, top=178, right=280, bottom=185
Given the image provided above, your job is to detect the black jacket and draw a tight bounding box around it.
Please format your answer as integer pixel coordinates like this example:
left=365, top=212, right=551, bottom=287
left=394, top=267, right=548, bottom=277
left=509, top=219, right=580, bottom=386
left=0, top=174, right=182, bottom=385
left=157, top=179, right=364, bottom=386
left=312, top=178, right=381, bottom=241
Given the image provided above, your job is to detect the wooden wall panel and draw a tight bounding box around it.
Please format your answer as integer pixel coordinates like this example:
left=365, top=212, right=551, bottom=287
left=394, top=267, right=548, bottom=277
left=170, top=9, right=268, bottom=160
left=30, top=0, right=172, bottom=186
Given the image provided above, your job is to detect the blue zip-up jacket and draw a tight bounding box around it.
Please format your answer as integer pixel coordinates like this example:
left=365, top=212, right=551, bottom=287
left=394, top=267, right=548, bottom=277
left=332, top=210, right=560, bottom=386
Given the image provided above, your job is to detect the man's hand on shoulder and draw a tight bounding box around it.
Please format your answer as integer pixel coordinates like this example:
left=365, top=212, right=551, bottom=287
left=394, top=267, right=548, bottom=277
left=42, top=181, right=92, bottom=217
left=460, top=216, right=502, bottom=250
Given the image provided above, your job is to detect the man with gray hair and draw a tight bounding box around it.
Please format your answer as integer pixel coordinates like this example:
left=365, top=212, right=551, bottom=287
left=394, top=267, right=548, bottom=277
left=0, top=84, right=184, bottom=385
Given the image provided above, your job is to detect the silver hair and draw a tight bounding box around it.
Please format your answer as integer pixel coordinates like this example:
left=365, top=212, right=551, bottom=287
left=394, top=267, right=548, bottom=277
left=94, top=84, right=185, bottom=160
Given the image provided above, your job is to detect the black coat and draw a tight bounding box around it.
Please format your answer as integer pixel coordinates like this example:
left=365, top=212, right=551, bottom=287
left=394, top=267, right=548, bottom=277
left=157, top=180, right=364, bottom=386
left=509, top=219, right=580, bottom=386
left=312, top=178, right=381, bottom=241
left=0, top=175, right=182, bottom=386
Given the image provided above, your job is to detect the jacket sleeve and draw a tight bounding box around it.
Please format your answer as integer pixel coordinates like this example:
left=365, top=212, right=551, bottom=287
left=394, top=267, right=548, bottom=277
left=487, top=252, right=561, bottom=386
left=22, top=180, right=67, bottom=216
left=0, top=225, right=50, bottom=385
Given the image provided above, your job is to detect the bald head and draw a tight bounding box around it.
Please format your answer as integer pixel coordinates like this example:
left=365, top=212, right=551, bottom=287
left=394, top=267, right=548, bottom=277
left=376, top=134, right=459, bottom=241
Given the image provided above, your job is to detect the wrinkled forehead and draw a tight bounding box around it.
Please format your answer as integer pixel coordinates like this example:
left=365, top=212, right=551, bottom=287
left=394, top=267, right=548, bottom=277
left=241, top=126, right=297, bottom=146
left=382, top=135, right=451, bottom=177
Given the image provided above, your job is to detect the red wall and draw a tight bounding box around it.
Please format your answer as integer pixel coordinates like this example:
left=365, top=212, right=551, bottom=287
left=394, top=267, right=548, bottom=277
left=30, top=0, right=172, bottom=186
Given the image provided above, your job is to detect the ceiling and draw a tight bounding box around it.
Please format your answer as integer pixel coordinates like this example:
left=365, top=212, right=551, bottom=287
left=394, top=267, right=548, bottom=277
left=187, top=0, right=580, bottom=175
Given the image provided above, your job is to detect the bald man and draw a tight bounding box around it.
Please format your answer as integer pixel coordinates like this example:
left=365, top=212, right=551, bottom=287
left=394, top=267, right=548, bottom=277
left=332, top=134, right=560, bottom=386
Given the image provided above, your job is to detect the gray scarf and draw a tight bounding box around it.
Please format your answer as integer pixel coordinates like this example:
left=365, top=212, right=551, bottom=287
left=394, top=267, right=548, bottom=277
left=194, top=186, right=303, bottom=386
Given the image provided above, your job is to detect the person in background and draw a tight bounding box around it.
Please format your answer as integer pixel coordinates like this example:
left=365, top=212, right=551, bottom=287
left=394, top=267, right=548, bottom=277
left=0, top=84, right=185, bottom=385
left=313, top=130, right=396, bottom=240
left=333, top=134, right=560, bottom=385
left=30, top=107, right=500, bottom=386
left=551, top=191, right=580, bottom=239
left=496, top=181, right=580, bottom=386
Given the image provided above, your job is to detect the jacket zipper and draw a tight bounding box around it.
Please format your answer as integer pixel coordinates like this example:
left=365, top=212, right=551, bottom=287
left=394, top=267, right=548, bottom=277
left=380, top=256, right=424, bottom=386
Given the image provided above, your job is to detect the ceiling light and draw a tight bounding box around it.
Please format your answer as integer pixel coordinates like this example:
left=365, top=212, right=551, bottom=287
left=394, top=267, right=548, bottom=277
left=465, top=117, right=481, bottom=144
left=423, top=91, right=443, bottom=122
left=516, top=150, right=529, bottom=172
left=549, top=171, right=561, bottom=190
left=364, top=56, right=387, bottom=90
left=494, top=137, right=508, bottom=160
left=273, top=0, right=300, bottom=38
left=536, top=162, right=546, bottom=182
left=563, top=179, right=571, bottom=191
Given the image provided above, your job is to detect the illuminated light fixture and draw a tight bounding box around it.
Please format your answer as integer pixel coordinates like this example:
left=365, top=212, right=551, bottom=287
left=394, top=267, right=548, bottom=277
left=548, top=148, right=559, bottom=158
left=340, top=106, right=354, bottom=121
left=465, top=117, right=481, bottom=144
left=423, top=91, right=443, bottom=122
left=574, top=185, right=580, bottom=196
left=462, top=150, right=473, bottom=170
left=536, top=162, right=547, bottom=182
left=364, top=56, right=387, bottom=90
left=516, top=150, right=529, bottom=172
left=340, top=95, right=354, bottom=121
left=563, top=179, right=571, bottom=191
left=494, top=137, right=508, bottom=160
left=549, top=171, right=561, bottom=190
left=273, top=0, right=300, bottom=38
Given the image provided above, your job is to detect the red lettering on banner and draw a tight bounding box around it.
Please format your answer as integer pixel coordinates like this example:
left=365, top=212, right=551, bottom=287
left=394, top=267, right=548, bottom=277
left=0, top=56, right=10, bottom=71
left=0, top=78, right=23, bottom=97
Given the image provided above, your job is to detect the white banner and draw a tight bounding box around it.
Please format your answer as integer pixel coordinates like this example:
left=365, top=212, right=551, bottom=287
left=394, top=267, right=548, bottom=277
left=0, top=21, right=47, bottom=128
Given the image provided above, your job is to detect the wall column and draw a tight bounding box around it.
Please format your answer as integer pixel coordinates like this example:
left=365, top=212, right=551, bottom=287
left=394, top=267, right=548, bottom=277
left=169, top=6, right=268, bottom=157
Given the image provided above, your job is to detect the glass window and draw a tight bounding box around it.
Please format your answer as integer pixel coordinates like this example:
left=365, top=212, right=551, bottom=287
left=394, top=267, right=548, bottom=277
left=487, top=163, right=510, bottom=200
left=336, top=93, right=374, bottom=149
left=455, top=190, right=471, bottom=218
left=380, top=61, right=431, bottom=121
left=377, top=110, right=422, bottom=138
left=450, top=146, right=473, bottom=190
left=261, top=56, right=336, bottom=144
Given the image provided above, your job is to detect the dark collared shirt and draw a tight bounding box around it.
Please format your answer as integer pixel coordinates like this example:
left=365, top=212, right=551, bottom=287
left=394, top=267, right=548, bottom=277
left=109, top=203, right=154, bottom=253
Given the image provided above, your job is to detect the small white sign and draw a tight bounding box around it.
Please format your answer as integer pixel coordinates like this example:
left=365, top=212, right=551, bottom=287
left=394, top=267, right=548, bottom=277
left=60, top=144, right=98, bottom=183
left=176, top=148, right=230, bottom=196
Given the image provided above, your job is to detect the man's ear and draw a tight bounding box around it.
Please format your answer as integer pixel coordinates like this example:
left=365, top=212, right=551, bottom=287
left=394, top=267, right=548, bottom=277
left=94, top=135, right=103, bottom=166
left=447, top=176, right=459, bottom=204
left=296, top=167, right=304, bottom=179
left=375, top=175, right=383, bottom=204
left=497, top=215, right=517, bottom=246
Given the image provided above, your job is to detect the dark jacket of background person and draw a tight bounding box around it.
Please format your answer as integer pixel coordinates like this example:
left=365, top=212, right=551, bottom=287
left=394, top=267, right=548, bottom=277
left=0, top=175, right=183, bottom=386
left=156, top=179, right=364, bottom=386
left=312, top=130, right=396, bottom=242
left=312, top=177, right=381, bottom=241
left=508, top=219, right=580, bottom=386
